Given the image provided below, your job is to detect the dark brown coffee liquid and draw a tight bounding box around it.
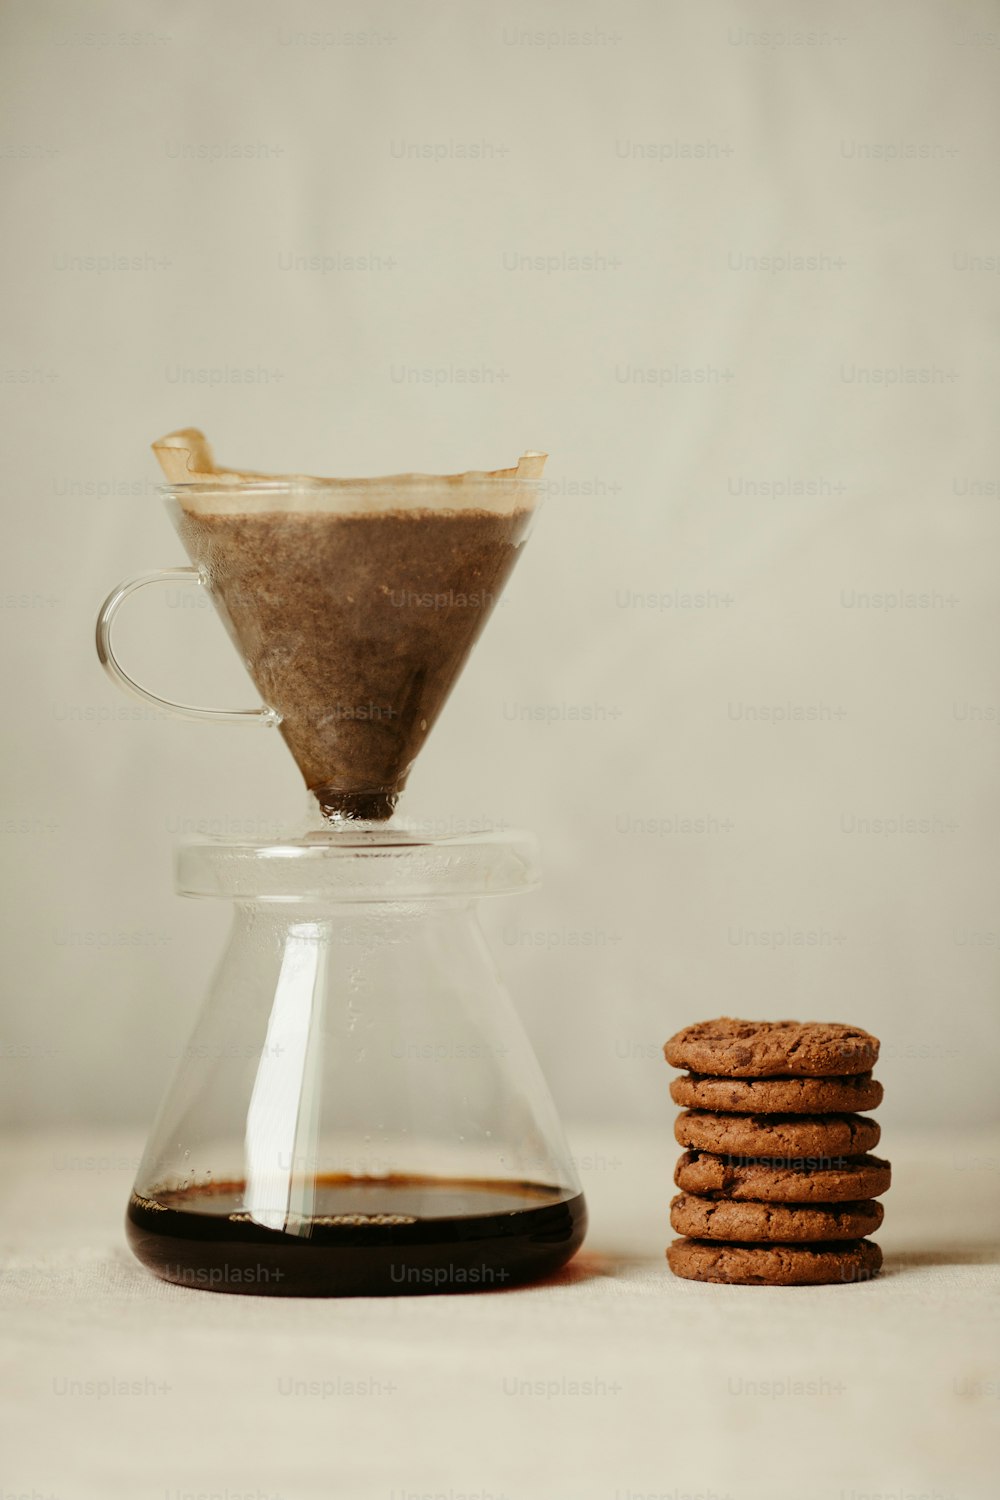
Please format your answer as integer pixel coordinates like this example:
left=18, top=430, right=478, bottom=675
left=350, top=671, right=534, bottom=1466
left=126, top=1174, right=586, bottom=1296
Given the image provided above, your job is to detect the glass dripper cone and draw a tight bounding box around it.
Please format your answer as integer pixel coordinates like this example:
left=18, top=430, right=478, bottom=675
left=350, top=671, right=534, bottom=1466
left=154, top=430, right=546, bottom=821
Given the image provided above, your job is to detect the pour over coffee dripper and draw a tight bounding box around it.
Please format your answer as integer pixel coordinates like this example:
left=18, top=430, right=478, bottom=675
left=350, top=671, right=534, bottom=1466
left=99, top=427, right=548, bottom=822
left=95, top=431, right=586, bottom=1296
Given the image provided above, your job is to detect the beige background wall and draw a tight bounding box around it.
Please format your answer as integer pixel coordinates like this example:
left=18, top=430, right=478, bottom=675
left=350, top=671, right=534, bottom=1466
left=2, top=0, right=998, bottom=1131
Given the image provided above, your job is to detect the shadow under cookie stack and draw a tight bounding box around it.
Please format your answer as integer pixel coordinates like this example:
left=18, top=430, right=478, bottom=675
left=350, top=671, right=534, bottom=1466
left=665, top=1018, right=890, bottom=1286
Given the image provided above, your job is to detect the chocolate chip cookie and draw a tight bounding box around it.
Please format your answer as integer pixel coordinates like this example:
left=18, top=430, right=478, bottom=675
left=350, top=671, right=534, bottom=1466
left=674, top=1110, right=881, bottom=1158
left=664, top=1018, right=879, bottom=1078
left=669, top=1072, right=883, bottom=1115
left=674, top=1150, right=892, bottom=1203
left=670, top=1193, right=884, bottom=1243
left=667, top=1236, right=882, bottom=1286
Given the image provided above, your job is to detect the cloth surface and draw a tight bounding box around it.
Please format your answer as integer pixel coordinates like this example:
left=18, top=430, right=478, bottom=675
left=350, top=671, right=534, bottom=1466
left=1, top=1125, right=997, bottom=1499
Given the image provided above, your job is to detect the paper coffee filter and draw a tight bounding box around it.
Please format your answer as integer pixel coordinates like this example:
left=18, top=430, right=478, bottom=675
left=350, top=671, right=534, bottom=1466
left=152, top=429, right=547, bottom=514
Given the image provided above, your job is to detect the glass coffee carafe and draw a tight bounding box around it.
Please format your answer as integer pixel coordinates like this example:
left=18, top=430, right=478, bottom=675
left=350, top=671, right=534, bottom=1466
left=96, top=435, right=586, bottom=1295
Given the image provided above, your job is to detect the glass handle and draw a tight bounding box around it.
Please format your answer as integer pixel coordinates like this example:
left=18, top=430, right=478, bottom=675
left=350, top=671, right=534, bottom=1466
left=95, top=567, right=279, bottom=726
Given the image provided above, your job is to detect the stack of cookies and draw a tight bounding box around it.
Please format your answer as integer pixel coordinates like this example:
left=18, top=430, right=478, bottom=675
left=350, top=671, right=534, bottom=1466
left=664, top=1018, right=890, bottom=1286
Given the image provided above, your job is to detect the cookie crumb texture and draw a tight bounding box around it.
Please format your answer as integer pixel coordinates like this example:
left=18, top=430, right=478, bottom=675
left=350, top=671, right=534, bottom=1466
left=664, top=1018, right=879, bottom=1078
left=667, top=1237, right=882, bottom=1286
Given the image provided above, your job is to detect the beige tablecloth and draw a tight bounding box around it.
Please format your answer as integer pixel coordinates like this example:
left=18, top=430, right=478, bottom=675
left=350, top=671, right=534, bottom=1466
left=1, top=1126, right=997, bottom=1500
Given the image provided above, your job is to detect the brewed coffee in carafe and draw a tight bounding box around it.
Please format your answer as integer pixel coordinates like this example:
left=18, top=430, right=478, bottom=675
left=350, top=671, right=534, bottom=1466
left=97, top=430, right=585, bottom=1295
